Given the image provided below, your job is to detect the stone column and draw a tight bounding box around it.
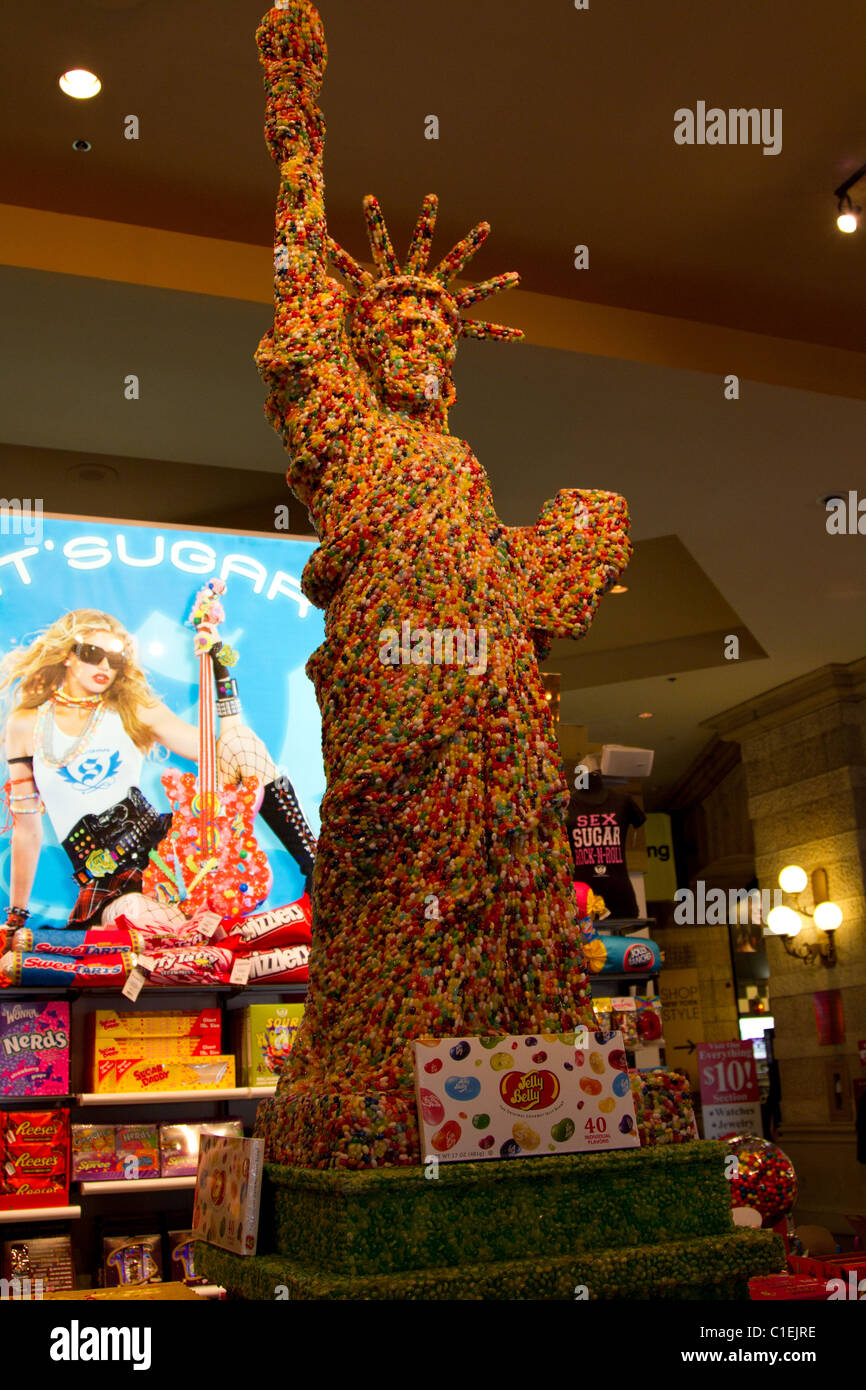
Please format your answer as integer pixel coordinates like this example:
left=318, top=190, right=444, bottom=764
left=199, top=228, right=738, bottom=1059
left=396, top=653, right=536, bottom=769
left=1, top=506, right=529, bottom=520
left=704, top=657, right=866, bottom=1230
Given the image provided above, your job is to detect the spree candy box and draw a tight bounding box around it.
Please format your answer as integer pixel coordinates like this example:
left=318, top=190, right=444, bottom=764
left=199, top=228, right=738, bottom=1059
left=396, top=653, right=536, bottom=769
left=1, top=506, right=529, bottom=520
left=0, top=1000, right=69, bottom=1097
left=71, top=1124, right=122, bottom=1182
left=412, top=1030, right=640, bottom=1164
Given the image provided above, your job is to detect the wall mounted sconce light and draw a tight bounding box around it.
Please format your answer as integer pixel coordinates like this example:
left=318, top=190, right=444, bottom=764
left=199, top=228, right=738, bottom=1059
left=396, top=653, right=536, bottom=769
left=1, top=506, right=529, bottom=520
left=766, top=865, right=842, bottom=966
left=834, top=162, right=865, bottom=233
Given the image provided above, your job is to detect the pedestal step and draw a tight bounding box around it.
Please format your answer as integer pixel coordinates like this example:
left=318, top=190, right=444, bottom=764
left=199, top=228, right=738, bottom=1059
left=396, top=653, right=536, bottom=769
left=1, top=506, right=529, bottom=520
left=197, top=1229, right=783, bottom=1301
left=195, top=1142, right=785, bottom=1299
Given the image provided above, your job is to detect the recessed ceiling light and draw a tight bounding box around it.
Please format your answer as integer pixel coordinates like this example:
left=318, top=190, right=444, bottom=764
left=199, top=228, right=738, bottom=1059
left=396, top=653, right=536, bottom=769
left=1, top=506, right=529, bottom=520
left=610, top=585, right=628, bottom=594
left=637, top=712, right=654, bottom=719
left=59, top=69, right=102, bottom=99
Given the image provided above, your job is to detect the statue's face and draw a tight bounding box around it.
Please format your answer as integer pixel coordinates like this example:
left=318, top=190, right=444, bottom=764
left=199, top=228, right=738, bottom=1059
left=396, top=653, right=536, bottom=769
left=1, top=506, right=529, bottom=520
left=352, top=289, right=457, bottom=410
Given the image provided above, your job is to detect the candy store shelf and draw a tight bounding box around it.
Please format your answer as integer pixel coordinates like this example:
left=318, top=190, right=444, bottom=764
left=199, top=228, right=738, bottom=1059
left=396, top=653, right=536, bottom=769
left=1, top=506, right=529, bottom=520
left=0, top=1094, right=75, bottom=1108
left=0, top=1205, right=82, bottom=1224
left=589, top=970, right=659, bottom=989
left=75, top=1086, right=275, bottom=1106
left=0, top=983, right=307, bottom=1000
left=78, top=1177, right=197, bottom=1195
left=596, top=918, right=657, bottom=936
left=77, top=1087, right=254, bottom=1106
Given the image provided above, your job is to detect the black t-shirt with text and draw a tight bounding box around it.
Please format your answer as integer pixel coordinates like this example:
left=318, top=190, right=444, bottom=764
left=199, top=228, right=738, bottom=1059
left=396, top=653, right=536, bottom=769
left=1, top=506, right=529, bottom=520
left=566, top=779, right=646, bottom=920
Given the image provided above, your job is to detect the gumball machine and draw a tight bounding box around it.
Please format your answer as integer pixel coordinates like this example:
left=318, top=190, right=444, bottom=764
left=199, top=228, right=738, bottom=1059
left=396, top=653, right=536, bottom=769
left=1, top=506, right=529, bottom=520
left=724, top=1134, right=798, bottom=1229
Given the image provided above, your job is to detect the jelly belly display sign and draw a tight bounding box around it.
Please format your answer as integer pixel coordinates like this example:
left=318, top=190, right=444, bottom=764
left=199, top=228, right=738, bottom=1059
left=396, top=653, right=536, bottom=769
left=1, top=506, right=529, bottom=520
left=413, top=1031, right=640, bottom=1163
left=0, top=515, right=325, bottom=926
left=697, top=1040, right=762, bottom=1141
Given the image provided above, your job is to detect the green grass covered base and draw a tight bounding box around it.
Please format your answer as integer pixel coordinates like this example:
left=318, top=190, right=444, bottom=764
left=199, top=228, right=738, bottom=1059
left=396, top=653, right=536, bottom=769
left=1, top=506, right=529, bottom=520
left=195, top=1142, right=785, bottom=1299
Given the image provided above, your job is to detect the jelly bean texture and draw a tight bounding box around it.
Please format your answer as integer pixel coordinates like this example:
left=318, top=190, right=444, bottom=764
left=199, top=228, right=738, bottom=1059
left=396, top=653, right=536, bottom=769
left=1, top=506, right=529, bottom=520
left=252, top=0, right=632, bottom=1170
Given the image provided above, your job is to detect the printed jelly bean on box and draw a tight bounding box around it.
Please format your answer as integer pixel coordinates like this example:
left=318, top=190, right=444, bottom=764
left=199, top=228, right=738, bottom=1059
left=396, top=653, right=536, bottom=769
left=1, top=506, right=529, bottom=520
left=412, top=1031, right=640, bottom=1163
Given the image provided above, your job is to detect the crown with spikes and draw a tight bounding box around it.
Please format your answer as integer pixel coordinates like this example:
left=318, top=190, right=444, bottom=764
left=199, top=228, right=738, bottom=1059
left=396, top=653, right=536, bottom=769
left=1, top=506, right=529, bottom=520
left=328, top=193, right=524, bottom=342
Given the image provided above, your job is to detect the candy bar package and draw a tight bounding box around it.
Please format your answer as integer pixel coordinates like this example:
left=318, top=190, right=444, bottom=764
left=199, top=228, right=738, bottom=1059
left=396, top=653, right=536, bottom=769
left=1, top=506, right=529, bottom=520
left=138, top=946, right=235, bottom=987
left=3, top=1143, right=68, bottom=1183
left=0, top=952, right=132, bottom=989
left=3, top=1110, right=67, bottom=1146
left=168, top=1229, right=196, bottom=1281
left=11, top=925, right=138, bottom=957
left=103, top=1233, right=162, bottom=1287
left=413, top=1031, right=640, bottom=1163
left=192, top=1135, right=265, bottom=1257
left=90, top=1009, right=221, bottom=1043
left=240, top=1003, right=305, bottom=1086
left=159, top=1119, right=244, bottom=1178
left=244, top=944, right=309, bottom=984
left=0, top=1174, right=70, bottom=1208
left=0, top=1109, right=69, bottom=1210
left=0, top=1000, right=70, bottom=1096
left=93, top=1055, right=236, bottom=1095
left=634, top=996, right=664, bottom=1045
left=115, top=1125, right=160, bottom=1180
left=610, top=998, right=639, bottom=1049
left=71, top=1125, right=121, bottom=1182
left=2, top=1235, right=74, bottom=1293
left=222, top=897, right=312, bottom=956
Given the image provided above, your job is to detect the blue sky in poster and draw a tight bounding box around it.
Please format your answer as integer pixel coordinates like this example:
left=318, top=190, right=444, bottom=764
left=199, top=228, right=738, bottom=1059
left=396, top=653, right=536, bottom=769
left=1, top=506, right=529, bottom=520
left=0, top=516, right=324, bottom=927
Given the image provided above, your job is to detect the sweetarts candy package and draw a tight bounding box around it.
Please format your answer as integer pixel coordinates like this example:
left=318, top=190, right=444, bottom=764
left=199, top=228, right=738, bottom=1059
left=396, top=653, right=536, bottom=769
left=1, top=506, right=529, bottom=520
left=0, top=1000, right=70, bottom=1097
left=413, top=1030, right=640, bottom=1164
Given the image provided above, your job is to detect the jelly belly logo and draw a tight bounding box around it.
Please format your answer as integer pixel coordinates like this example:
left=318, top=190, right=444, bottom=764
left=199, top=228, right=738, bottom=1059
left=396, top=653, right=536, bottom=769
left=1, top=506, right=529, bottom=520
left=500, top=1070, right=560, bottom=1111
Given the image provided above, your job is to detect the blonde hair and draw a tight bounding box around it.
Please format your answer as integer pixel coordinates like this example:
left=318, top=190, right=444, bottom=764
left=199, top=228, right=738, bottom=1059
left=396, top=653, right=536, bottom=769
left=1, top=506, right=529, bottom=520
left=0, top=610, right=160, bottom=754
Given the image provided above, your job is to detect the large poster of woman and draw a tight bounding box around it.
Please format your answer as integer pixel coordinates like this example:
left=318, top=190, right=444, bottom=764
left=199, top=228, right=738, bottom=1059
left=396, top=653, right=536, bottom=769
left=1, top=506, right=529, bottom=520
left=0, top=515, right=324, bottom=931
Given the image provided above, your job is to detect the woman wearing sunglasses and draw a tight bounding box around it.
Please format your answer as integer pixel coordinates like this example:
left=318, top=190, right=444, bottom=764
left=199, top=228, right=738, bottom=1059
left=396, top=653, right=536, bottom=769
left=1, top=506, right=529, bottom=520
left=1, top=608, right=315, bottom=931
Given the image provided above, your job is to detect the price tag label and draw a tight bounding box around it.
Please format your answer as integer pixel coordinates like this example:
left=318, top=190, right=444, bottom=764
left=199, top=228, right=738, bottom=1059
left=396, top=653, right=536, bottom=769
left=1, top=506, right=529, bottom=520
left=198, top=918, right=220, bottom=940
left=230, top=957, right=251, bottom=986
left=122, top=967, right=147, bottom=1002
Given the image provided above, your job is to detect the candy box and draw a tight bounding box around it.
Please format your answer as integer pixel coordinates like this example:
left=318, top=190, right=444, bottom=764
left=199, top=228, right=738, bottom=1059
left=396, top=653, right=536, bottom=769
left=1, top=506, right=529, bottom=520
left=240, top=1003, right=305, bottom=1086
left=71, top=1125, right=121, bottom=1182
left=88, top=1034, right=221, bottom=1088
left=412, top=1030, right=640, bottom=1164
left=192, top=1134, right=265, bottom=1257
left=0, top=1000, right=70, bottom=1096
left=103, top=1233, right=162, bottom=1287
left=115, top=1125, right=159, bottom=1180
left=2, top=1235, right=74, bottom=1293
left=92, top=1034, right=221, bottom=1063
left=89, top=1009, right=221, bottom=1043
left=93, top=1055, right=236, bottom=1095
left=167, top=1229, right=196, bottom=1281
left=159, top=1120, right=244, bottom=1178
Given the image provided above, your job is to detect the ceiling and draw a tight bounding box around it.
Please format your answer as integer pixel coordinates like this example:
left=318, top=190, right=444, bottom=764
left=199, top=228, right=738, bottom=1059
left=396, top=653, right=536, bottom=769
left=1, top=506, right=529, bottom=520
left=1, top=0, right=865, bottom=804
